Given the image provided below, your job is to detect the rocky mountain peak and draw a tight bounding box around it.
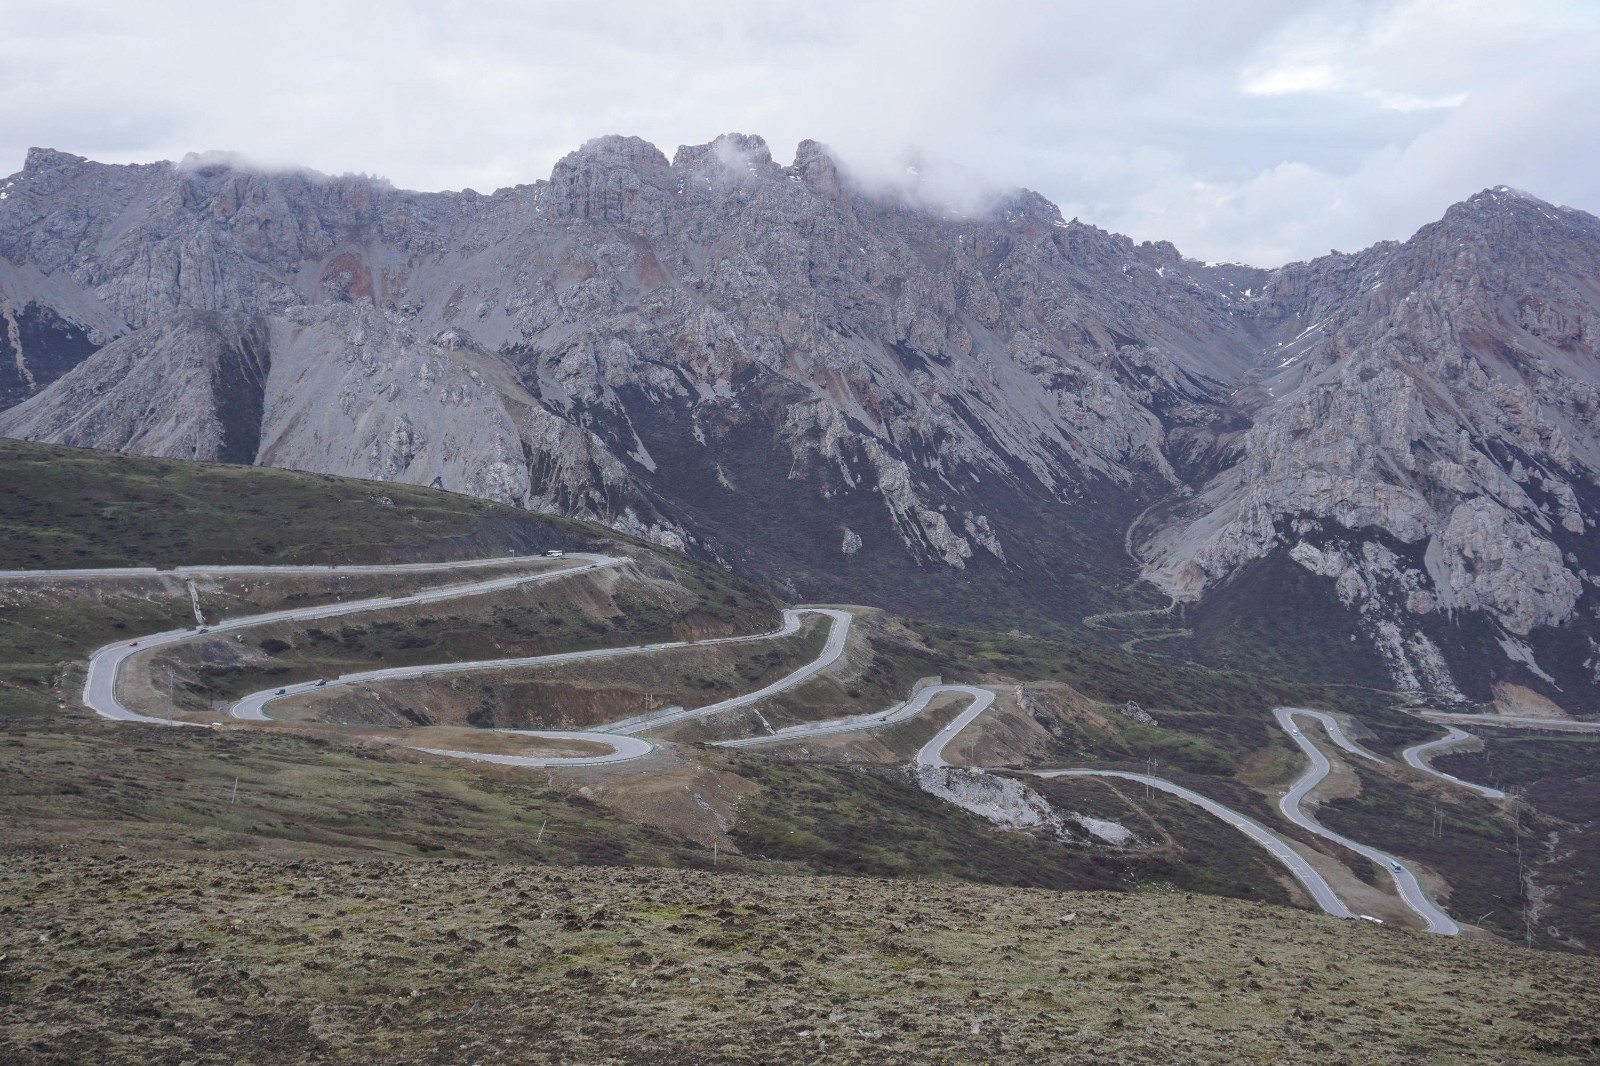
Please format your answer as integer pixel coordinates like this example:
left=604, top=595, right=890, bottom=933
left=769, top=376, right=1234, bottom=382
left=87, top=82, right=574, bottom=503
left=791, top=139, right=843, bottom=198
left=1431, top=184, right=1591, bottom=244
left=548, top=135, right=674, bottom=233
left=987, top=188, right=1066, bottom=231
left=1467, top=184, right=1555, bottom=209
left=22, top=147, right=88, bottom=172
left=669, top=133, right=781, bottom=194
left=674, top=131, right=773, bottom=166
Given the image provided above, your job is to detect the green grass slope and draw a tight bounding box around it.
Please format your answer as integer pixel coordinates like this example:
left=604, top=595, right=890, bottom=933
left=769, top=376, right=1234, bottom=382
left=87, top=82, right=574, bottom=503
left=0, top=441, right=779, bottom=717
left=0, top=438, right=598, bottom=568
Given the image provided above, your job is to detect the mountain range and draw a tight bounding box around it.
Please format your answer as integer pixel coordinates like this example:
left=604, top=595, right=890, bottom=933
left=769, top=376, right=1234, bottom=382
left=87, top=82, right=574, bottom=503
left=2, top=136, right=1597, bottom=711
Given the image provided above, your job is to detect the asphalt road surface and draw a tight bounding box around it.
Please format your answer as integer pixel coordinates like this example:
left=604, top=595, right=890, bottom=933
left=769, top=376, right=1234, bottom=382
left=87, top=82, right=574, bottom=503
left=1421, top=710, right=1600, bottom=732
left=715, top=682, right=1356, bottom=922
left=78, top=554, right=622, bottom=727
left=1289, top=706, right=1504, bottom=799
left=601, top=609, right=855, bottom=735
left=1036, top=768, right=1354, bottom=919
left=229, top=607, right=852, bottom=765
left=1275, top=709, right=1460, bottom=935
left=715, top=683, right=994, bottom=749
left=56, top=552, right=1495, bottom=913
left=914, top=688, right=1001, bottom=767
left=230, top=608, right=848, bottom=727
left=1277, top=707, right=1384, bottom=764
left=1400, top=727, right=1507, bottom=800
left=0, top=555, right=559, bottom=581
left=412, top=731, right=655, bottom=769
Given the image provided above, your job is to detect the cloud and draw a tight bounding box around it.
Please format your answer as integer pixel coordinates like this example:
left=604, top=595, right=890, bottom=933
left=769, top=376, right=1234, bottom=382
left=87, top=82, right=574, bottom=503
left=1, top=0, right=1597, bottom=265
left=1242, top=65, right=1342, bottom=96
left=1367, top=90, right=1468, bottom=112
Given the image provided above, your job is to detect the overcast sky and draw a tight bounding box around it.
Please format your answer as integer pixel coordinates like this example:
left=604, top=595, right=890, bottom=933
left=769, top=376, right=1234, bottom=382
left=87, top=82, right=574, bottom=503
left=5, top=0, right=1597, bottom=265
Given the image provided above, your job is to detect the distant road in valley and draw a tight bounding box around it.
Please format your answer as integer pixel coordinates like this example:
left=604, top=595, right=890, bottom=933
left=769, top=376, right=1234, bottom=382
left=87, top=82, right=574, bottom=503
left=1275, top=709, right=1460, bottom=935
left=48, top=552, right=1492, bottom=931
left=1420, top=710, right=1600, bottom=733
left=1400, top=726, right=1507, bottom=800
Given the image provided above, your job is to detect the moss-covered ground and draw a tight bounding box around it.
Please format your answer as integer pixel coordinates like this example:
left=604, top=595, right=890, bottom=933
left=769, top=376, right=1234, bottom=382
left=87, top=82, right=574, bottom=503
left=4, top=855, right=1598, bottom=1065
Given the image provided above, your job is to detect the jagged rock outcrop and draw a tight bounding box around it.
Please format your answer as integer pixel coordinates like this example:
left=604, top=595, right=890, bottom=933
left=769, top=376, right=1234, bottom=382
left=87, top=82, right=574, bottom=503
left=1137, top=187, right=1600, bottom=701
left=1, top=143, right=1597, bottom=705
left=912, top=764, right=1135, bottom=845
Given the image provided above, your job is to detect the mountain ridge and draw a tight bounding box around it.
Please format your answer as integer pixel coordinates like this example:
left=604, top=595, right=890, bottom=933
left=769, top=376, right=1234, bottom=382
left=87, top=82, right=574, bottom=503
left=2, top=136, right=1597, bottom=708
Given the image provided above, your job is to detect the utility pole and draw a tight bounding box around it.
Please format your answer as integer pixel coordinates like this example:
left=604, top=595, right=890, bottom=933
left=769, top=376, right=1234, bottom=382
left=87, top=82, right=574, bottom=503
left=1509, top=787, right=1532, bottom=950
left=536, top=818, right=547, bottom=844
left=1144, top=757, right=1158, bottom=799
left=231, top=776, right=239, bottom=804
left=166, top=666, right=175, bottom=724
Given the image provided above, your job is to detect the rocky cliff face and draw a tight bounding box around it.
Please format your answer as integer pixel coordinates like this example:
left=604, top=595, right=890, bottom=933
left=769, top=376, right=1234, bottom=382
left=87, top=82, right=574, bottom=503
left=1139, top=188, right=1600, bottom=702
left=2, top=143, right=1597, bottom=706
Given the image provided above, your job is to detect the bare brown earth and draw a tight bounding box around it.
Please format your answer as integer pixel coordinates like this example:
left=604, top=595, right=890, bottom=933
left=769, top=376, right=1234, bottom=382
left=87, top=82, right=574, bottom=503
left=581, top=763, right=759, bottom=850
left=3, top=855, right=1598, bottom=1065
left=1492, top=682, right=1570, bottom=719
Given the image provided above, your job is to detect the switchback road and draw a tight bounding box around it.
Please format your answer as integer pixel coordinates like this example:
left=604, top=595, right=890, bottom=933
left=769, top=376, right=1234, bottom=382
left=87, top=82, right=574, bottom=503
left=51, top=552, right=1481, bottom=930
left=77, top=554, right=621, bottom=728
left=1400, top=727, right=1507, bottom=800
left=230, top=608, right=854, bottom=738
left=1276, top=709, right=1460, bottom=935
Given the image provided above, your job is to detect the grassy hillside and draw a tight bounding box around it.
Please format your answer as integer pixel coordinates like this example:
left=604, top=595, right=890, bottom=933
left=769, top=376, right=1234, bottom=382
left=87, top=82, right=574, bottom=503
left=0, top=437, right=599, bottom=568
left=3, top=438, right=1578, bottom=983
left=0, top=707, right=1316, bottom=904
left=0, top=440, right=780, bottom=718
left=1435, top=733, right=1600, bottom=950
left=5, top=854, right=1598, bottom=1065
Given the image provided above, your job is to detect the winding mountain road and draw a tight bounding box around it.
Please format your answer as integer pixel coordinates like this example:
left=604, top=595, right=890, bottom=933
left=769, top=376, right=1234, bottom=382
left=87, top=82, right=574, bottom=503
left=0, top=556, right=572, bottom=581
left=760, top=692, right=1452, bottom=930
left=914, top=687, right=1001, bottom=767
left=1275, top=708, right=1460, bottom=935
left=715, top=683, right=993, bottom=750
left=231, top=608, right=854, bottom=738
left=411, top=731, right=656, bottom=769
left=76, top=553, right=621, bottom=729
left=45, top=552, right=1485, bottom=931
left=736, top=685, right=1358, bottom=922
left=62, top=547, right=852, bottom=764
left=599, top=609, right=855, bottom=735
left=1421, top=710, right=1600, bottom=732
left=1279, top=708, right=1384, bottom=764
left=1400, top=727, right=1507, bottom=800
left=1036, top=768, right=1353, bottom=919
